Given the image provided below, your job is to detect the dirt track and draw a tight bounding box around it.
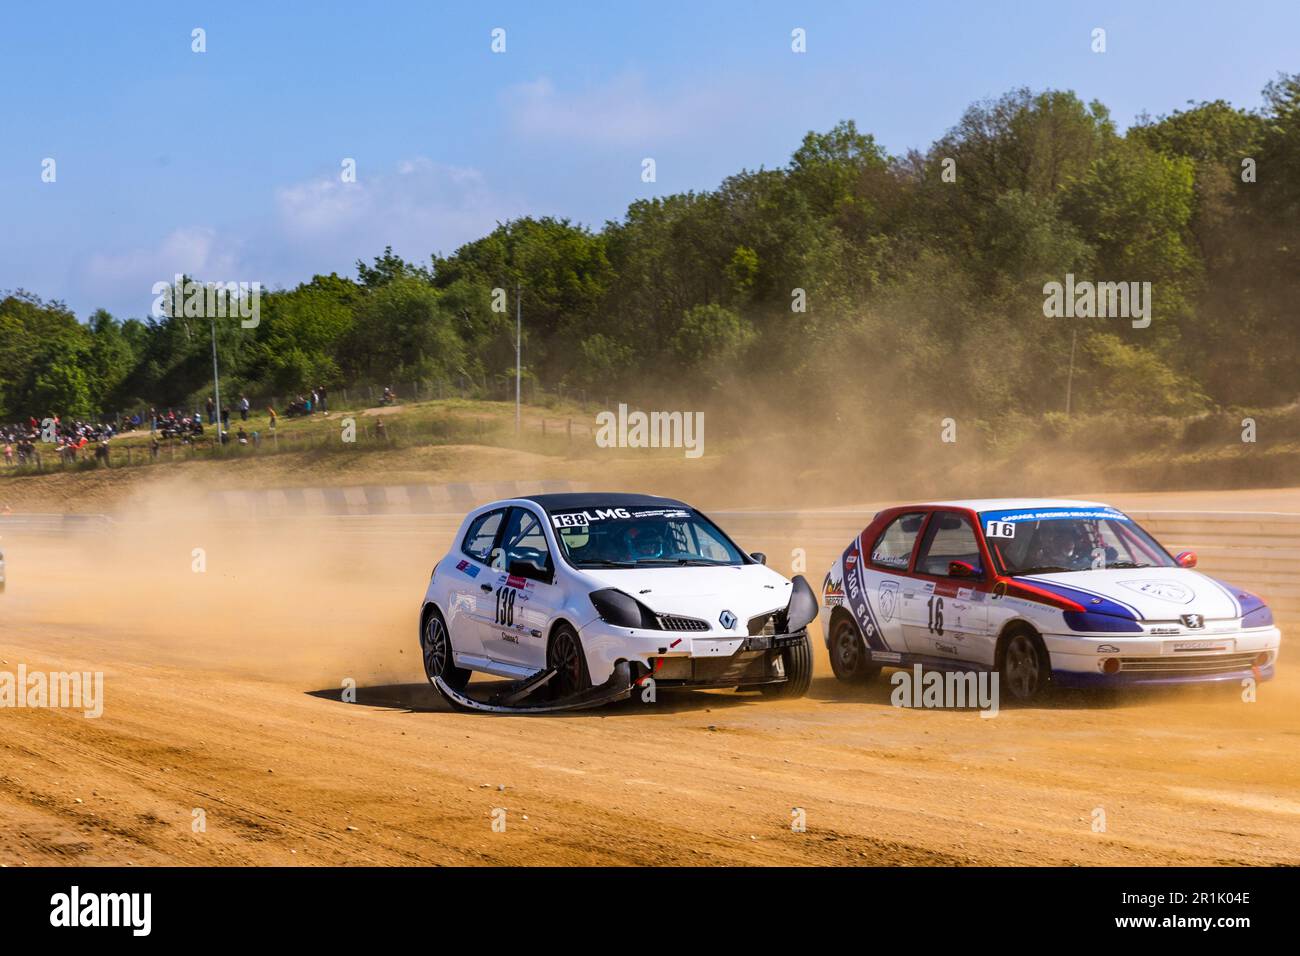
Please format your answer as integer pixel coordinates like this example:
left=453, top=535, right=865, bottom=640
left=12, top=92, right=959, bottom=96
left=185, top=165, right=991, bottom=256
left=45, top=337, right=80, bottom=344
left=2, top=489, right=1299, bottom=867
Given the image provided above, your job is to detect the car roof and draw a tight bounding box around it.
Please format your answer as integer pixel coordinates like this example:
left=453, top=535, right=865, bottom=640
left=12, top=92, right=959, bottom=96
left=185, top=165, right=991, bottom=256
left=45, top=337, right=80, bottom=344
left=519, top=492, right=692, bottom=513
left=911, top=497, right=1113, bottom=513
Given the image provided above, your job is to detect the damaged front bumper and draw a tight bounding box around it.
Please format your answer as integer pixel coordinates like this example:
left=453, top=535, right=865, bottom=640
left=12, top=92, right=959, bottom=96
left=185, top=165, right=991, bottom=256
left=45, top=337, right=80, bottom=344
left=433, top=660, right=639, bottom=714
left=641, top=631, right=806, bottom=689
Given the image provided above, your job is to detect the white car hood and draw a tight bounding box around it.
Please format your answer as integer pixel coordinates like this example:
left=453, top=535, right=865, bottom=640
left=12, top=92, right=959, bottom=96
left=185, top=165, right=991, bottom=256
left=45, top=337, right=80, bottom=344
left=579, top=563, right=794, bottom=625
left=1019, top=566, right=1239, bottom=621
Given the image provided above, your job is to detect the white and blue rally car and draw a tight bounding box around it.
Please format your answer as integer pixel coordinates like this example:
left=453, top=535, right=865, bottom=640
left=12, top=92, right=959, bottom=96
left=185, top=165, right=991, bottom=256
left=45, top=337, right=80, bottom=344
left=419, top=493, right=818, bottom=711
left=821, top=498, right=1281, bottom=701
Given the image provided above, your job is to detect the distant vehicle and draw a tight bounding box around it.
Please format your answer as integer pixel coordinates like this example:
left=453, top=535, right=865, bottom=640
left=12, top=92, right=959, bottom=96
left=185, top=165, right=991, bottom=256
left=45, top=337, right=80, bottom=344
left=419, top=493, right=817, bottom=712
left=821, top=499, right=1281, bottom=701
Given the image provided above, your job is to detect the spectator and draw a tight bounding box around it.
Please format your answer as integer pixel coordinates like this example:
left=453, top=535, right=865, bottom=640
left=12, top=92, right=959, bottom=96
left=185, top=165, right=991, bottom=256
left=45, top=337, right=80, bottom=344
left=239, top=395, right=250, bottom=421
left=206, top=395, right=216, bottom=425
left=267, top=406, right=278, bottom=430
left=317, top=385, right=328, bottom=413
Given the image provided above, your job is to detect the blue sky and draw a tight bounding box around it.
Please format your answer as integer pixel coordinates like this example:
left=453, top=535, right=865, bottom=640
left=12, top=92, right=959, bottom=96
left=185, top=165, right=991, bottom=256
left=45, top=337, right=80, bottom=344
left=1, top=0, right=1294, bottom=319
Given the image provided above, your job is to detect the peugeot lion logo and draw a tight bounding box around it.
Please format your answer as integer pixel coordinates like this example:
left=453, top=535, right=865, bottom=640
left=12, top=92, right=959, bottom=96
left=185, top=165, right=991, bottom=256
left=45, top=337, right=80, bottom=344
left=1181, top=613, right=1205, bottom=629
left=719, top=610, right=738, bottom=629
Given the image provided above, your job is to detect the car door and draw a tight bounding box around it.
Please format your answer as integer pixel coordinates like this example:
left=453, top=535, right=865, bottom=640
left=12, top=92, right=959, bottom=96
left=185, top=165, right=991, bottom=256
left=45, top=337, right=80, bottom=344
left=852, top=511, right=927, bottom=655
left=480, top=506, right=560, bottom=669
left=901, top=511, right=989, bottom=661
left=448, top=507, right=507, bottom=664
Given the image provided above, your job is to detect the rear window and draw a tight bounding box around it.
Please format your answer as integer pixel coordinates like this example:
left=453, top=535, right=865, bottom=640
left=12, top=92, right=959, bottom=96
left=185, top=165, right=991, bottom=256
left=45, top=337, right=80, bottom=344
left=871, top=512, right=925, bottom=570
left=461, top=509, right=505, bottom=563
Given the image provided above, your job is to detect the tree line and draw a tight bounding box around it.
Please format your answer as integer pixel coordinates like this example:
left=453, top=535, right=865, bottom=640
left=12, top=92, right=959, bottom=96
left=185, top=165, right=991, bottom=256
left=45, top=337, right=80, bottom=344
left=2, top=75, right=1297, bottom=431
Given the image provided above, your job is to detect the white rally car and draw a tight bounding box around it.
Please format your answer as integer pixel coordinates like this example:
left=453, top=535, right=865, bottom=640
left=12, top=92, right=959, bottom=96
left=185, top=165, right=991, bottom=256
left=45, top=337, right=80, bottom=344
left=419, top=493, right=818, bottom=711
left=821, top=499, right=1281, bottom=701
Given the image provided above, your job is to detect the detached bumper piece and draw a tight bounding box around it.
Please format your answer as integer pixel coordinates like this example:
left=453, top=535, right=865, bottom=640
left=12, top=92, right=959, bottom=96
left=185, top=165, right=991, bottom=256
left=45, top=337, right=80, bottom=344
left=741, top=631, right=806, bottom=651
left=434, top=660, right=636, bottom=714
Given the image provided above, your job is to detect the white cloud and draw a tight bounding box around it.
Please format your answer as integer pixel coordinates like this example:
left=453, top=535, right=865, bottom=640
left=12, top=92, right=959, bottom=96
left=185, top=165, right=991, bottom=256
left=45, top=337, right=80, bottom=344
left=503, top=74, right=732, bottom=147
left=85, top=226, right=245, bottom=285
left=273, top=158, right=513, bottom=257
left=77, top=159, right=518, bottom=316
left=83, top=227, right=248, bottom=315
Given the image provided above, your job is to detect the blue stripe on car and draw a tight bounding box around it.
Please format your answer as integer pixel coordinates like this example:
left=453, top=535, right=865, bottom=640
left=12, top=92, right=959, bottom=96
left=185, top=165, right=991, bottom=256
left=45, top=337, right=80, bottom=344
left=1009, top=577, right=1140, bottom=620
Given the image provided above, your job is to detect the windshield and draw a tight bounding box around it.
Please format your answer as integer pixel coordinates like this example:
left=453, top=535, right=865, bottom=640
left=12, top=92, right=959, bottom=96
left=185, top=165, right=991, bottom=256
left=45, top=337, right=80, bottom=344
left=979, top=507, right=1174, bottom=575
left=548, top=505, right=747, bottom=568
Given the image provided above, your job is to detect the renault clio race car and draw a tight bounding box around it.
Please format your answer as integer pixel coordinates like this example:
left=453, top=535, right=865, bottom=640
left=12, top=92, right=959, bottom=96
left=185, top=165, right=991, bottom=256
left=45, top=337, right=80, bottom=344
left=821, top=499, right=1281, bottom=701
left=419, top=493, right=818, bottom=712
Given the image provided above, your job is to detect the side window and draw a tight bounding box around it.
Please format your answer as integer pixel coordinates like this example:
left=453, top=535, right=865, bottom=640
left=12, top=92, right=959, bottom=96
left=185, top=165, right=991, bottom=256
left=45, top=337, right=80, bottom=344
left=871, top=512, right=925, bottom=571
left=501, top=508, right=552, bottom=578
left=915, top=512, right=982, bottom=577
left=461, top=509, right=505, bottom=564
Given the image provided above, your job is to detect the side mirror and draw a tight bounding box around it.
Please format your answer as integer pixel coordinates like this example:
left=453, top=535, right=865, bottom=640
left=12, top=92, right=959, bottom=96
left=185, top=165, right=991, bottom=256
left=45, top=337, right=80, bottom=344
left=949, top=560, right=980, bottom=578
left=750, top=552, right=767, bottom=565
left=1176, top=550, right=1197, bottom=569
left=508, top=558, right=551, bottom=583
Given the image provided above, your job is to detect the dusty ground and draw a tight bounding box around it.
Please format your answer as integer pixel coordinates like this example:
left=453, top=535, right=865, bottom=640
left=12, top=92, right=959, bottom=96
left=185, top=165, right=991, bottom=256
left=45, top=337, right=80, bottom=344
left=2, top=486, right=1298, bottom=867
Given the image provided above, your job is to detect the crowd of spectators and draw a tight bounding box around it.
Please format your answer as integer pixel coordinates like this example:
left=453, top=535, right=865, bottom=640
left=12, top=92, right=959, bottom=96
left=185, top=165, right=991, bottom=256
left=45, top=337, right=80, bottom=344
left=1, top=415, right=128, bottom=466
left=2, top=384, right=337, bottom=468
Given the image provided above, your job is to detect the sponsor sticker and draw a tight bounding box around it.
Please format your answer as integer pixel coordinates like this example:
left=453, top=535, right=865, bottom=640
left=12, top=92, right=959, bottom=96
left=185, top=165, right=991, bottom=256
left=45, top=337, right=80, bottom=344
left=455, top=559, right=480, bottom=579
left=980, top=507, right=1129, bottom=525
left=1170, top=640, right=1231, bottom=653
left=551, top=507, right=636, bottom=528
left=1120, top=580, right=1194, bottom=604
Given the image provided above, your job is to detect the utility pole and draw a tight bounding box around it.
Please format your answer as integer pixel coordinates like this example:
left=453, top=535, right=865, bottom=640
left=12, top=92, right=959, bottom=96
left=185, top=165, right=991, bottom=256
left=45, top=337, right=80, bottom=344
left=515, top=281, right=521, bottom=436
left=210, top=317, right=222, bottom=444
left=1064, top=327, right=1077, bottom=418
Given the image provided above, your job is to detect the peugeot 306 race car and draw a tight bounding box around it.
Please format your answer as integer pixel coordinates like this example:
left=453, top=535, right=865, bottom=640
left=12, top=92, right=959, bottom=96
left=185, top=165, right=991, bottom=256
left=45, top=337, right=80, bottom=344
left=419, top=493, right=818, bottom=712
left=821, top=499, right=1281, bottom=701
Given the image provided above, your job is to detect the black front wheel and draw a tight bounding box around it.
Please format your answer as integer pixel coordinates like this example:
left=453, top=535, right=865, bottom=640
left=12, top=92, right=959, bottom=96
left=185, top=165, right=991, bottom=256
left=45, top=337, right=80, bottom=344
left=547, top=623, right=591, bottom=699
left=760, top=633, right=814, bottom=698
left=999, top=630, right=1049, bottom=702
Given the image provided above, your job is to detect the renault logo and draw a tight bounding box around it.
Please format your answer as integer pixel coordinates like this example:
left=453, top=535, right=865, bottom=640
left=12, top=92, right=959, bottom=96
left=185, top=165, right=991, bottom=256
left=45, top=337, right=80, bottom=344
left=1181, top=613, right=1205, bottom=629
left=719, top=610, right=738, bottom=630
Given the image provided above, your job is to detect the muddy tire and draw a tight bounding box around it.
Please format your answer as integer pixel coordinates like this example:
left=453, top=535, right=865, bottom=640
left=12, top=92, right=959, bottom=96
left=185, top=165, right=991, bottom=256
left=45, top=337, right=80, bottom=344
left=998, top=628, right=1050, bottom=703
left=547, top=622, right=591, bottom=699
left=828, top=614, right=881, bottom=684
left=421, top=606, right=471, bottom=693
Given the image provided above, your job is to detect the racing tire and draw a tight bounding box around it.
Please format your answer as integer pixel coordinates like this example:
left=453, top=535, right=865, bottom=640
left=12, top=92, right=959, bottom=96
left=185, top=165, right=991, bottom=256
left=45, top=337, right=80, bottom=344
left=760, top=632, right=814, bottom=699
left=828, top=613, right=882, bottom=684
left=421, top=606, right=471, bottom=694
left=998, top=628, right=1050, bottom=703
left=547, top=622, right=591, bottom=700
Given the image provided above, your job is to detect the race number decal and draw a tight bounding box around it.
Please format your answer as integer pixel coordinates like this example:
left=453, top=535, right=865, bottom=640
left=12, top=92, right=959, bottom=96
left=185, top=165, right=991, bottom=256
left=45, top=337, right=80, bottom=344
left=985, top=520, right=1015, bottom=539
left=843, top=540, right=888, bottom=651
left=494, top=586, right=518, bottom=626
left=927, top=595, right=944, bottom=635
